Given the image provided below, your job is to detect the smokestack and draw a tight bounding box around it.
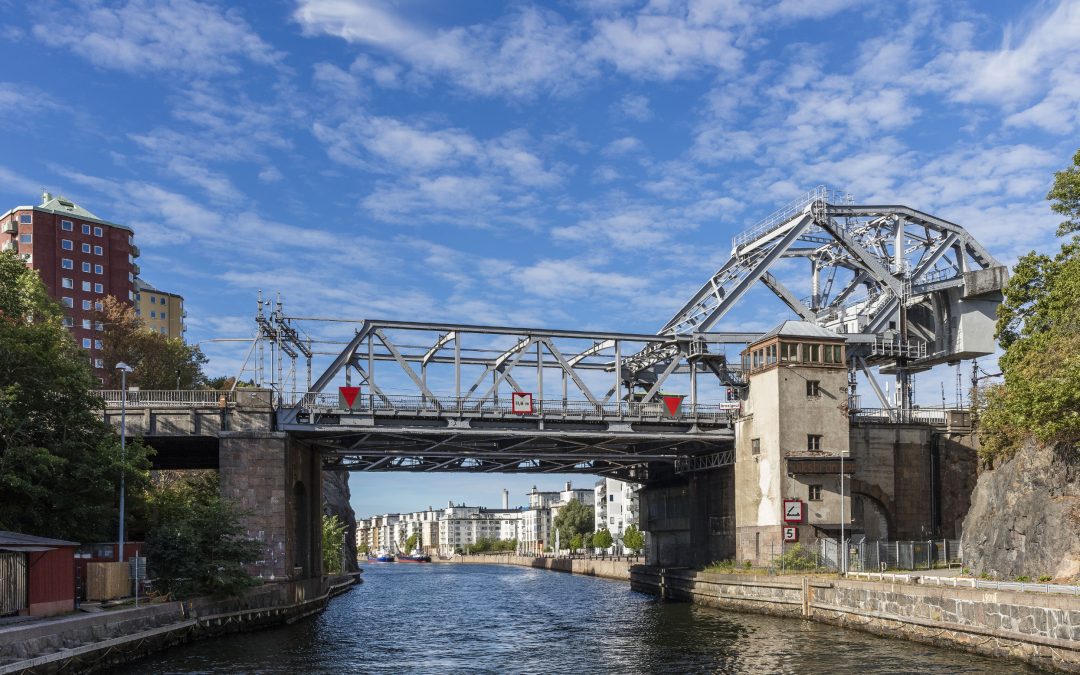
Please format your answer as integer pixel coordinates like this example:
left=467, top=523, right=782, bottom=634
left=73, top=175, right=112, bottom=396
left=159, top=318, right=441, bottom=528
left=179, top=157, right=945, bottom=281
left=502, top=489, right=509, bottom=510
left=565, top=481, right=571, bottom=492
left=41, top=189, right=51, bottom=205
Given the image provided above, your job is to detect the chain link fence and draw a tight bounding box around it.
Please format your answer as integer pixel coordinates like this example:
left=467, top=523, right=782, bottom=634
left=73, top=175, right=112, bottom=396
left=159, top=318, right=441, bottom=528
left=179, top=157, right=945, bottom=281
left=745, top=538, right=963, bottom=575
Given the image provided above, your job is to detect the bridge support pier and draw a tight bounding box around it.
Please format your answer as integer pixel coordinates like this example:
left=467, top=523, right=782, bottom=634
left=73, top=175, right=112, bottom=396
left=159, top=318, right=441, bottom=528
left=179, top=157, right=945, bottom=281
left=219, top=432, right=323, bottom=581
left=640, top=466, right=735, bottom=568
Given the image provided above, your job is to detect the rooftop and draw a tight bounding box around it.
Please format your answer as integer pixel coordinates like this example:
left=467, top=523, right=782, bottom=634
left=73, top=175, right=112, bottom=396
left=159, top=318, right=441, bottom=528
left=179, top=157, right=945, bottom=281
left=0, top=530, right=79, bottom=547
left=754, top=320, right=843, bottom=344
left=2, top=190, right=132, bottom=233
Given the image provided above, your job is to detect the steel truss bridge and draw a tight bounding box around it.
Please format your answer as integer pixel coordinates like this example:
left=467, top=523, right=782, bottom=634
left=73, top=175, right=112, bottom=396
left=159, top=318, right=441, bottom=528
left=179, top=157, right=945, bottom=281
left=234, top=186, right=1004, bottom=478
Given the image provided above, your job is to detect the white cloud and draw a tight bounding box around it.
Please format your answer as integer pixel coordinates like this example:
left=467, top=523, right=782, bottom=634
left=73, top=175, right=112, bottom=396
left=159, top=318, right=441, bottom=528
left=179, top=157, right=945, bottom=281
left=612, top=93, right=653, bottom=121
left=602, top=136, right=643, bottom=155
left=35, top=0, right=278, bottom=76
left=587, top=12, right=743, bottom=80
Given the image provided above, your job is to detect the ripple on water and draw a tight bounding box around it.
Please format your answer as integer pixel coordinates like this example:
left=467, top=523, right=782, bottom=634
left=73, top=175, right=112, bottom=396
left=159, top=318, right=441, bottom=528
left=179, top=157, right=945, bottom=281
left=115, top=564, right=1043, bottom=675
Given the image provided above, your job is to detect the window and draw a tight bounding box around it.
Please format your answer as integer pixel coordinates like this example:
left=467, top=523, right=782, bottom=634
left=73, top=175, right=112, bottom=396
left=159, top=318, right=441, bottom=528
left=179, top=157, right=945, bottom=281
left=159, top=296, right=165, bottom=304
left=81, top=243, right=91, bottom=253
left=82, top=224, right=91, bottom=235
left=62, top=239, right=73, bottom=250
left=129, top=273, right=134, bottom=282
left=809, top=484, right=822, bottom=501
left=94, top=359, right=103, bottom=368
left=82, top=262, right=92, bottom=272
left=95, top=321, right=103, bottom=331
left=82, top=338, right=91, bottom=349
left=766, top=343, right=777, bottom=365
left=150, top=296, right=156, bottom=304
left=62, top=258, right=73, bottom=270
left=82, top=319, right=92, bottom=329
left=150, top=310, right=157, bottom=318
left=82, top=300, right=91, bottom=310
left=94, top=227, right=103, bottom=237
left=803, top=343, right=820, bottom=363
left=18, top=214, right=31, bottom=224
left=807, top=435, right=823, bottom=452
left=94, top=245, right=103, bottom=255
left=609, top=516, right=615, bottom=524
left=61, top=277, right=73, bottom=289
left=94, top=264, right=103, bottom=274
left=94, top=301, right=102, bottom=311
left=94, top=283, right=103, bottom=293
left=751, top=438, right=761, bottom=455
left=833, top=345, right=843, bottom=363
left=82, top=281, right=91, bottom=291
left=62, top=316, right=73, bottom=327
left=806, top=380, right=821, bottom=397
left=609, top=494, right=615, bottom=502
left=94, top=340, right=102, bottom=350
left=135, top=309, right=141, bottom=317
left=62, top=297, right=73, bottom=308
left=19, top=234, right=31, bottom=244
left=61, top=220, right=73, bottom=231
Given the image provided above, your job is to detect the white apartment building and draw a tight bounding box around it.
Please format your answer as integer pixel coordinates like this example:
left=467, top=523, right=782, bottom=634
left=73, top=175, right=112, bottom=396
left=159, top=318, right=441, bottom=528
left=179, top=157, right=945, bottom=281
left=594, top=478, right=640, bottom=553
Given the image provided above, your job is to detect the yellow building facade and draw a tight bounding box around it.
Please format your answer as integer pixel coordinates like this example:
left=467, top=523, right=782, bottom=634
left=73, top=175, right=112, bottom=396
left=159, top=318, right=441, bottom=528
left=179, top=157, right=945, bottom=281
left=134, top=279, right=185, bottom=338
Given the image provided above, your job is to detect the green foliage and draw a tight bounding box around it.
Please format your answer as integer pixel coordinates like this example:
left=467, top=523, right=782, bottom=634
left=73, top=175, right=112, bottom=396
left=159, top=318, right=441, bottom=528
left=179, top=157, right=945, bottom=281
left=143, top=473, right=261, bottom=599
left=0, top=250, right=152, bottom=542
left=95, top=296, right=207, bottom=390
left=552, top=499, right=594, bottom=547
left=404, top=533, right=419, bottom=552
left=465, top=537, right=517, bottom=553
left=569, top=532, right=583, bottom=552
left=1049, top=149, right=1080, bottom=237
left=358, top=542, right=369, bottom=555
left=622, top=524, right=645, bottom=553
left=1039, top=575, right=1052, bottom=583
left=776, top=544, right=818, bottom=571
left=704, top=559, right=737, bottom=573
left=592, top=528, right=613, bottom=550
left=322, top=515, right=346, bottom=574
left=1016, top=575, right=1031, bottom=582
left=979, top=151, right=1080, bottom=461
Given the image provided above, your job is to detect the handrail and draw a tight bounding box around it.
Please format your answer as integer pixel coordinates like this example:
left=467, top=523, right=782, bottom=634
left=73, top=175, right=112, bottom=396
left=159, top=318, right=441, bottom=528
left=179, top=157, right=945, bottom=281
left=99, top=390, right=236, bottom=407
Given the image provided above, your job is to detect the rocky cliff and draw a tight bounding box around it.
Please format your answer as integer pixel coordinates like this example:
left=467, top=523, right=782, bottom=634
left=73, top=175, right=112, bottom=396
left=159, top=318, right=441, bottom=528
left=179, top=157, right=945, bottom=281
left=322, top=469, right=358, bottom=572
left=962, top=442, right=1080, bottom=580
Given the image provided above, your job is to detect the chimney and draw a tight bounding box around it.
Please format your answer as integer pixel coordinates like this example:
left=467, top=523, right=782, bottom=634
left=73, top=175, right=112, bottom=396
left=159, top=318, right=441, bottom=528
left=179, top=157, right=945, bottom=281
left=41, top=189, right=51, bottom=205
left=565, top=481, right=572, bottom=492
left=502, top=489, right=509, bottom=510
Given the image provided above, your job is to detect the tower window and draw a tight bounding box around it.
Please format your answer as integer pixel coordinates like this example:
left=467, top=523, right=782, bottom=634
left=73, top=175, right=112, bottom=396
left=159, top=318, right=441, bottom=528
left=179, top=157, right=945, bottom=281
left=806, top=380, right=821, bottom=397
left=808, top=485, right=822, bottom=501
left=751, top=438, right=760, bottom=455
left=807, top=435, right=823, bottom=452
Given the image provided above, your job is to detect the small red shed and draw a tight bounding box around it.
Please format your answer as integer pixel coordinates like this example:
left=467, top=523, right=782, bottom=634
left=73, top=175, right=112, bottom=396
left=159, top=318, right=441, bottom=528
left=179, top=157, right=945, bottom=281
left=0, top=531, right=78, bottom=617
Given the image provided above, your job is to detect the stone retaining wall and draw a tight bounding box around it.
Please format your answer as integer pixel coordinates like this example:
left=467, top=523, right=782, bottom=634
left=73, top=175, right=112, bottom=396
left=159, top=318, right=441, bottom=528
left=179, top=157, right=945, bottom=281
left=0, top=574, right=360, bottom=674
left=631, top=567, right=1080, bottom=673
left=436, top=555, right=634, bottom=581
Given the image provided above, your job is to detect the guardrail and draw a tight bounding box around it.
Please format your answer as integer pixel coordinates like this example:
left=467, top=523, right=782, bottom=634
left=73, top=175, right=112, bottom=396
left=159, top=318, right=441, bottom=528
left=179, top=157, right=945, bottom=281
left=99, top=390, right=237, bottom=407
left=846, top=572, right=1080, bottom=596
left=284, top=392, right=738, bottom=424
left=850, top=408, right=950, bottom=425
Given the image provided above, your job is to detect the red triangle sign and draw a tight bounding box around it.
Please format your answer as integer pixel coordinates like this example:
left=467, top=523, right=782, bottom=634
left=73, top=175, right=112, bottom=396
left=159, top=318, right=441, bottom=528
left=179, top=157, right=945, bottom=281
left=339, top=386, right=361, bottom=409
left=662, top=395, right=684, bottom=417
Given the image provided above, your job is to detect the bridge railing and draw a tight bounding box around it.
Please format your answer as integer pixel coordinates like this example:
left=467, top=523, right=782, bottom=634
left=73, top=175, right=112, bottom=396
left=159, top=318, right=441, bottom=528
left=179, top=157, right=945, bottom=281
left=850, top=407, right=950, bottom=425
left=99, top=390, right=237, bottom=407
left=282, top=392, right=737, bottom=423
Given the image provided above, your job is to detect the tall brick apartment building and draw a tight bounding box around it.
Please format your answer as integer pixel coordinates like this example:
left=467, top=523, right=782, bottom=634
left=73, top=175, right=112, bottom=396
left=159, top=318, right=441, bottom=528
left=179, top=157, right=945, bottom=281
left=1, top=191, right=138, bottom=379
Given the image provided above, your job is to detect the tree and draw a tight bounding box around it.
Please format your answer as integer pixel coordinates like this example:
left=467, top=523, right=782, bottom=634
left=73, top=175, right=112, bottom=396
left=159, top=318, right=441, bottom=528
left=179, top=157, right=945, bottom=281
left=404, top=532, right=419, bottom=552
left=0, top=250, right=151, bottom=541
left=1049, top=148, right=1080, bottom=237
left=95, top=296, right=207, bottom=389
left=592, top=528, right=613, bottom=551
left=323, top=515, right=347, bottom=574
left=569, top=532, right=583, bottom=552
left=552, top=499, right=594, bottom=548
left=143, top=472, right=261, bottom=598
left=979, top=150, right=1080, bottom=460
left=622, top=525, right=645, bottom=554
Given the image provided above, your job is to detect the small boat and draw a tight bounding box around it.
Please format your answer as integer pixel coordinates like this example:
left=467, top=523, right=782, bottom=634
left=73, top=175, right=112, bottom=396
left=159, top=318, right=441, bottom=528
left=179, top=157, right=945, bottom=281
left=366, top=549, right=395, bottom=563
left=396, top=548, right=431, bottom=563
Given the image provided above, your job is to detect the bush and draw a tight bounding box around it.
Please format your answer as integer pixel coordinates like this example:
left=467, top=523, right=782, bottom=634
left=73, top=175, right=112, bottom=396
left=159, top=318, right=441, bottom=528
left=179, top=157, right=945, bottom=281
left=775, top=544, right=818, bottom=571
left=1016, top=575, right=1031, bottom=582
left=1038, top=575, right=1052, bottom=582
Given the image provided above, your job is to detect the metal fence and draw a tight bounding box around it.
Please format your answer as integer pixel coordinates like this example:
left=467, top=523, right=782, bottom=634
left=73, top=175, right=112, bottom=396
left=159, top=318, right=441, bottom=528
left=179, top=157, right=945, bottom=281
left=99, top=390, right=236, bottom=407
left=848, top=539, right=961, bottom=572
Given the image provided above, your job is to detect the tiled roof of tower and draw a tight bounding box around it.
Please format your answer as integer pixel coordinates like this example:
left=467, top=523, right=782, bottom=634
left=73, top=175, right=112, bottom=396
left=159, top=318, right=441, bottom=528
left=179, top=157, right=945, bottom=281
left=754, top=320, right=843, bottom=343
left=37, top=194, right=132, bottom=232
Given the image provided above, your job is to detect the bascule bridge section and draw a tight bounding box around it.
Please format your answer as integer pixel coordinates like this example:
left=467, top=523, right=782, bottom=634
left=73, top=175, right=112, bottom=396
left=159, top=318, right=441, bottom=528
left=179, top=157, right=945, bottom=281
left=104, top=186, right=1008, bottom=574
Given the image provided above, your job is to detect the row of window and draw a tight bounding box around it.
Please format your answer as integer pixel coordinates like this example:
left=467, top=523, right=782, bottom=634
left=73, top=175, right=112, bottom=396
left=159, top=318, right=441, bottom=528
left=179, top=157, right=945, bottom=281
left=81, top=338, right=103, bottom=350
left=61, top=278, right=105, bottom=293
left=135, top=309, right=167, bottom=319
left=90, top=357, right=103, bottom=369
left=60, top=220, right=105, bottom=238
left=61, top=259, right=104, bottom=274
left=750, top=434, right=826, bottom=454
left=62, top=298, right=104, bottom=312
left=747, top=342, right=845, bottom=370
left=61, top=240, right=105, bottom=256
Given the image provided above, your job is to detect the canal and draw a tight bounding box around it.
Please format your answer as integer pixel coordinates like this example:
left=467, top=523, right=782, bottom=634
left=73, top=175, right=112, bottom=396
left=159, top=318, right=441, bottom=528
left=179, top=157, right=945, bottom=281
left=121, top=564, right=1039, bottom=673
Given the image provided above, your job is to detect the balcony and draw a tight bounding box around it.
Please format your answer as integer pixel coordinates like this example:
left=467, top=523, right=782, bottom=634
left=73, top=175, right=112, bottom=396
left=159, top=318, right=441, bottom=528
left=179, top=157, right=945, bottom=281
left=2, top=220, right=16, bottom=234
left=1, top=240, right=18, bottom=252
left=130, top=243, right=140, bottom=258
left=131, top=263, right=140, bottom=275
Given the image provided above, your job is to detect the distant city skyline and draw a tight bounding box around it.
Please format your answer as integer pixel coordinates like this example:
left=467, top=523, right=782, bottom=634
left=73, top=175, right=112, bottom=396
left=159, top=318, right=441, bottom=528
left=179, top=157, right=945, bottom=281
left=2, top=1, right=1077, bottom=515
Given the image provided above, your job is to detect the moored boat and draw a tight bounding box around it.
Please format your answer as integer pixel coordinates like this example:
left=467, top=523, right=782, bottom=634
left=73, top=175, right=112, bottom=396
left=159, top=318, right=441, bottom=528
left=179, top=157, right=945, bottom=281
left=366, top=549, right=395, bottom=562
left=396, top=549, right=431, bottom=563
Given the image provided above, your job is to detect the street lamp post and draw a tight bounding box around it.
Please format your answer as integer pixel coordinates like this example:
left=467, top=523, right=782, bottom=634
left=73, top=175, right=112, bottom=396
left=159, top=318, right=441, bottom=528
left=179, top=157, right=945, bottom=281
left=116, top=362, right=133, bottom=563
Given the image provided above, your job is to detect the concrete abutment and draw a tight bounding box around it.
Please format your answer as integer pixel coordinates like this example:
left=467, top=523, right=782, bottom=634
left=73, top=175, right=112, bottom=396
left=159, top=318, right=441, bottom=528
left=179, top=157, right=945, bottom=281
left=218, top=432, right=322, bottom=580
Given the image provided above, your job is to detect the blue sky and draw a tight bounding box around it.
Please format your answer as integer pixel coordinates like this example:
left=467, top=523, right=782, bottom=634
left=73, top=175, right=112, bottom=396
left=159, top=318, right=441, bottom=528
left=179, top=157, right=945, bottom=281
left=2, top=0, right=1077, bottom=517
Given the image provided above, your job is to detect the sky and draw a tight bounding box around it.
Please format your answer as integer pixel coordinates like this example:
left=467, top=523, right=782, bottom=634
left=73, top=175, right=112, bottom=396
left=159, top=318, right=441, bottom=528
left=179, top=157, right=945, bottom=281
left=2, top=0, right=1077, bottom=517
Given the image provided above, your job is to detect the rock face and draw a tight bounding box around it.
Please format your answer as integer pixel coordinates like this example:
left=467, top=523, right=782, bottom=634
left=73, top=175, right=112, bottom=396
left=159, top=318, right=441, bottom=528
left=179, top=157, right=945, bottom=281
left=961, top=442, right=1080, bottom=580
left=322, top=469, right=358, bottom=573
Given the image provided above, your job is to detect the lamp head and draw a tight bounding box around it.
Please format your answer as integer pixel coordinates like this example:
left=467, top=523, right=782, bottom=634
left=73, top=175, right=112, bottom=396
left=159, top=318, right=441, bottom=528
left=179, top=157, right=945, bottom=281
left=116, top=362, right=133, bottom=373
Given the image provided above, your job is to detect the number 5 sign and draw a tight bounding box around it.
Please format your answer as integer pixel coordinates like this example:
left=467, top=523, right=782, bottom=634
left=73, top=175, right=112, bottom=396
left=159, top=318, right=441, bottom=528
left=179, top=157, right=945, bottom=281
left=783, top=526, right=798, bottom=542
left=783, top=499, right=804, bottom=523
